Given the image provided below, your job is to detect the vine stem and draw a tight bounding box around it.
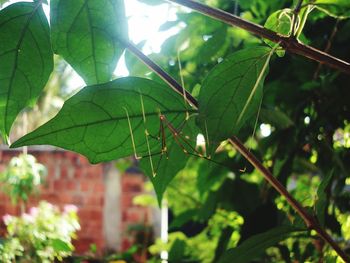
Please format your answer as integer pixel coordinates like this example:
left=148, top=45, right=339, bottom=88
left=167, top=0, right=350, bottom=75
left=123, top=40, right=350, bottom=262
left=120, top=39, right=198, bottom=109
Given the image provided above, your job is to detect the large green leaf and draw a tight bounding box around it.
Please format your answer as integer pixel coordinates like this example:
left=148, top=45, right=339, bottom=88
left=315, top=172, right=333, bottom=227
left=140, top=118, right=199, bottom=204
left=218, top=226, right=305, bottom=263
left=50, top=0, right=128, bottom=85
left=11, top=77, right=196, bottom=164
left=0, top=2, right=53, bottom=142
left=197, top=46, right=272, bottom=154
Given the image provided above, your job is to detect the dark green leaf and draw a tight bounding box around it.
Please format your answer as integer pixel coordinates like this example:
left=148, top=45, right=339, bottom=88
left=169, top=209, right=198, bottom=229
left=316, top=172, right=333, bottom=227
left=218, top=226, right=304, bottom=263
left=260, top=108, right=294, bottom=130
left=197, top=46, right=272, bottom=154
left=197, top=157, right=227, bottom=197
left=140, top=118, right=199, bottom=204
left=11, top=77, right=196, bottom=164
left=0, top=2, right=53, bottom=142
left=313, top=0, right=350, bottom=19
left=169, top=239, right=186, bottom=262
left=50, top=0, right=128, bottom=85
left=214, top=227, right=234, bottom=262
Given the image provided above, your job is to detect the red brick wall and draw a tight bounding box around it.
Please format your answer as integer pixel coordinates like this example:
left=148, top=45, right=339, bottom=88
left=0, top=148, right=153, bottom=256
left=120, top=173, right=150, bottom=251
left=0, top=149, right=106, bottom=254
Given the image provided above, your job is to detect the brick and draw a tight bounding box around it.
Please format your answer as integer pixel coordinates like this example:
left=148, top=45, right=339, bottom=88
left=121, top=238, right=132, bottom=251
left=93, top=183, right=104, bottom=193
left=80, top=181, right=90, bottom=192
left=121, top=193, right=134, bottom=208
left=86, top=165, right=102, bottom=179
left=72, top=195, right=84, bottom=206
left=53, top=180, right=65, bottom=191
left=66, top=181, right=77, bottom=191
left=89, top=209, right=102, bottom=221
left=75, top=168, right=84, bottom=179
left=85, top=195, right=104, bottom=207
left=39, top=193, right=59, bottom=203
left=125, top=209, right=143, bottom=223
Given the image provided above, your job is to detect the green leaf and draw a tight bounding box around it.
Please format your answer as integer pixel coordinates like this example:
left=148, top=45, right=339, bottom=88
left=264, top=9, right=293, bottom=57
left=140, top=118, right=199, bottom=204
left=50, top=0, right=128, bottom=85
left=313, top=0, right=350, bottom=19
left=169, top=209, right=197, bottom=229
left=11, top=77, right=195, bottom=164
left=315, top=172, right=333, bottom=227
left=51, top=239, right=72, bottom=252
left=197, top=46, right=272, bottom=154
left=260, top=108, right=294, bottom=130
left=214, top=227, right=234, bottom=262
left=169, top=239, right=186, bottom=262
left=218, top=226, right=304, bottom=263
left=0, top=2, right=53, bottom=142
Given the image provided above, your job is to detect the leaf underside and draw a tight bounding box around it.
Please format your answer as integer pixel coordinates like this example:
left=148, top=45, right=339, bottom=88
left=50, top=0, right=128, bottom=85
left=0, top=2, right=53, bottom=141
left=140, top=118, right=199, bottom=204
left=11, top=77, right=195, bottom=164
left=197, top=46, right=272, bottom=154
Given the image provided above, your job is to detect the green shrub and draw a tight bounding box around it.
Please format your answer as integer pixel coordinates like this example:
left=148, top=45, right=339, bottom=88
left=0, top=201, right=80, bottom=263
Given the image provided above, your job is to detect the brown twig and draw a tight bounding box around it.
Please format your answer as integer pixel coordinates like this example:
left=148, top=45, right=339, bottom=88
left=313, top=19, right=340, bottom=79
left=167, top=0, right=350, bottom=75
left=120, top=39, right=198, bottom=109
left=122, top=40, right=350, bottom=262
left=228, top=136, right=350, bottom=262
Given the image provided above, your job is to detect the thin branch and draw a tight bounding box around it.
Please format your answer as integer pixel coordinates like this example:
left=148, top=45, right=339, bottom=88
left=313, top=19, right=340, bottom=79
left=228, top=136, right=350, bottom=263
left=167, top=0, right=350, bottom=75
left=120, top=39, right=198, bottom=109
left=123, top=41, right=350, bottom=261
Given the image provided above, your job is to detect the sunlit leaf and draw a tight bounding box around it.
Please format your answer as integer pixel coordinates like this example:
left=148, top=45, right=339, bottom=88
left=51, top=239, right=72, bottom=252
left=50, top=0, right=128, bottom=85
left=218, top=226, right=305, bottom=263
left=0, top=2, right=53, bottom=142
left=264, top=9, right=293, bottom=56
left=11, top=77, right=196, bottom=164
left=197, top=46, right=272, bottom=154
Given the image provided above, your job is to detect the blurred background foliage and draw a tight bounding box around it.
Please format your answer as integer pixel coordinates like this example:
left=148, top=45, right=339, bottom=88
left=128, top=0, right=350, bottom=262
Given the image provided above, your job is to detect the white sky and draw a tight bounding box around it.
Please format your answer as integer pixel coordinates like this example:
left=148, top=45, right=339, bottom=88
left=115, top=0, right=180, bottom=77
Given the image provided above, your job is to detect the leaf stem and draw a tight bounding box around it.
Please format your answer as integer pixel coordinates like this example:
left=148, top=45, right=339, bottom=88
left=120, top=39, right=198, bottom=109
left=123, top=40, right=350, bottom=262
left=166, top=0, right=350, bottom=75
